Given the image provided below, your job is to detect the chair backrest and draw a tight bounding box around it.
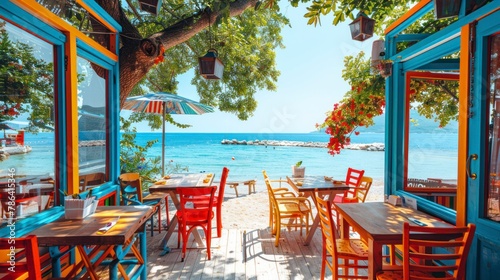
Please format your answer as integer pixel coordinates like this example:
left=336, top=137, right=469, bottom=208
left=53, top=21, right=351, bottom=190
left=402, top=222, right=476, bottom=280
left=177, top=186, right=216, bottom=221
left=264, top=178, right=279, bottom=210
left=345, top=167, right=365, bottom=188
left=0, top=235, right=42, bottom=280
left=344, top=168, right=365, bottom=198
left=216, top=167, right=229, bottom=206
left=355, top=176, right=372, bottom=203
left=314, top=193, right=338, bottom=255
left=118, top=172, right=143, bottom=203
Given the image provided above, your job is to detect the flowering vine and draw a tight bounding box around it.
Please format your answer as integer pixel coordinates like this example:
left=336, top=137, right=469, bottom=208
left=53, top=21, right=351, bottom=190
left=317, top=52, right=386, bottom=156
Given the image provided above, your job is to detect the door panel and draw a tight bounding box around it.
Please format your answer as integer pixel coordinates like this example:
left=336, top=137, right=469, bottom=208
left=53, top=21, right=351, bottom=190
left=467, top=10, right=500, bottom=279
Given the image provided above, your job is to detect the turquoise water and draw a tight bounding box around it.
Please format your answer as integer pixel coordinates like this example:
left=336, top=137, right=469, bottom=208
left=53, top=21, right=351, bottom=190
left=1, top=132, right=458, bottom=188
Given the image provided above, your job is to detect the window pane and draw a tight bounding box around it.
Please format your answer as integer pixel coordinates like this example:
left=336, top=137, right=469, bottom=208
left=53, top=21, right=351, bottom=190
left=487, top=34, right=500, bottom=222
left=77, top=56, right=107, bottom=191
left=405, top=75, right=459, bottom=211
left=0, top=19, right=56, bottom=220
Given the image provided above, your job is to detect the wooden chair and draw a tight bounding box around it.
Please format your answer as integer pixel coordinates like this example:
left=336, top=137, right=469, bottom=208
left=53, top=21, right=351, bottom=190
left=264, top=177, right=312, bottom=247
left=340, top=176, right=373, bottom=203
left=118, top=173, right=169, bottom=236
left=334, top=167, right=365, bottom=202
left=176, top=186, right=216, bottom=262
left=262, top=170, right=298, bottom=229
left=332, top=174, right=370, bottom=227
left=193, top=167, right=229, bottom=237
left=376, top=222, right=476, bottom=280
left=315, top=193, right=369, bottom=279
left=0, top=235, right=42, bottom=280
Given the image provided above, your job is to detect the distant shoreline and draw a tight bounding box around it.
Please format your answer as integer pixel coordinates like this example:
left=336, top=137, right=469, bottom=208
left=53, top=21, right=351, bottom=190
left=220, top=139, right=385, bottom=151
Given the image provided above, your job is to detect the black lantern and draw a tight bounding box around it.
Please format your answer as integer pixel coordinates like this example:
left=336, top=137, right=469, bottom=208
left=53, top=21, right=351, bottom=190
left=138, top=0, right=162, bottom=15
left=434, top=0, right=461, bottom=19
left=198, top=49, right=224, bottom=80
left=349, top=12, right=375, bottom=42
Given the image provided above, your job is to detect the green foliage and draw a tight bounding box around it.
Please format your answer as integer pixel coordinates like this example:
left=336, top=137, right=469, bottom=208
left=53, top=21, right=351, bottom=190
left=119, top=117, right=188, bottom=188
left=295, top=160, right=302, bottom=167
left=0, top=21, right=54, bottom=132
left=319, top=52, right=459, bottom=155
left=125, top=2, right=288, bottom=121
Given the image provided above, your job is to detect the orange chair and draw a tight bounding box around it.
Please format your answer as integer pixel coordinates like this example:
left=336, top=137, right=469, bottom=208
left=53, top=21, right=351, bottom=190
left=262, top=170, right=298, bottom=230
left=339, top=176, right=372, bottom=203
left=176, top=186, right=216, bottom=262
left=376, top=222, right=476, bottom=280
left=0, top=235, right=42, bottom=280
left=315, top=193, right=369, bottom=279
left=119, top=173, right=169, bottom=235
left=193, top=167, right=229, bottom=238
left=265, top=177, right=312, bottom=247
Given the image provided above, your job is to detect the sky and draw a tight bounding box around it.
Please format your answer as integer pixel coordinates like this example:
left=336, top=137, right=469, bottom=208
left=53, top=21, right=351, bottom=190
left=125, top=4, right=376, bottom=133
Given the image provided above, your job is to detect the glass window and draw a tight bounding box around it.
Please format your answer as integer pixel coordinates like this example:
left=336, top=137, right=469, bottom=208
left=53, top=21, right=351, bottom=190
left=0, top=19, right=56, bottom=219
left=404, top=73, right=459, bottom=211
left=36, top=0, right=112, bottom=50
left=487, top=34, right=500, bottom=222
left=77, top=56, right=107, bottom=191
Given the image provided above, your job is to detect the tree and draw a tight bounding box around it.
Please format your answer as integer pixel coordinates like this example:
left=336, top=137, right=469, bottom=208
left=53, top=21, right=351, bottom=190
left=90, top=0, right=418, bottom=120
left=0, top=21, right=54, bottom=132
left=94, top=1, right=460, bottom=156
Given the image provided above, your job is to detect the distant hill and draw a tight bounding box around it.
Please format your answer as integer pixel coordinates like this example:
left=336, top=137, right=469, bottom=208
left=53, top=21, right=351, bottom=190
left=315, top=110, right=458, bottom=134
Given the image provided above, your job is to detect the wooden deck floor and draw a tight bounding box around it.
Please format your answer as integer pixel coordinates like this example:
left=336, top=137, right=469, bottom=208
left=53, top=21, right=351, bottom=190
left=145, top=226, right=327, bottom=279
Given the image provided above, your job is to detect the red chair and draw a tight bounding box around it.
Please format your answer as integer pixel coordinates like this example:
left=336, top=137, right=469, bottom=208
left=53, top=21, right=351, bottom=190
left=194, top=167, right=229, bottom=237
left=334, top=167, right=365, bottom=203
left=0, top=235, right=42, bottom=280
left=376, top=222, right=476, bottom=280
left=176, top=186, right=216, bottom=262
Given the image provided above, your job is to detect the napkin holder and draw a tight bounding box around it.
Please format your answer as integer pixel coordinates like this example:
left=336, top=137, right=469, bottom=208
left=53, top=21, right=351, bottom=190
left=64, top=196, right=98, bottom=219
left=388, top=195, right=402, bottom=206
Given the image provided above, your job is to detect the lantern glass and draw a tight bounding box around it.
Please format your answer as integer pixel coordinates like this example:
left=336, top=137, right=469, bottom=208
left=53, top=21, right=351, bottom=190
left=138, top=0, right=162, bottom=15
left=434, top=0, right=461, bottom=19
left=349, top=13, right=375, bottom=42
left=198, top=49, right=224, bottom=80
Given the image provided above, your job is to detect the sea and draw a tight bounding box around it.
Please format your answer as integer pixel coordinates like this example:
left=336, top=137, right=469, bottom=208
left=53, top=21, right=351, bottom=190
left=1, top=131, right=459, bottom=192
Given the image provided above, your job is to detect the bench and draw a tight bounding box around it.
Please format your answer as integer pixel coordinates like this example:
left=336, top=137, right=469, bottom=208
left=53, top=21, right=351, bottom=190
left=227, top=180, right=257, bottom=197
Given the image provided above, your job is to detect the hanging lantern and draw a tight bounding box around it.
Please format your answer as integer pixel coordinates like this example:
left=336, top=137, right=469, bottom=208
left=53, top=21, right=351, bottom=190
left=198, top=49, right=224, bottom=80
left=138, top=0, right=162, bottom=15
left=434, top=0, right=461, bottom=19
left=349, top=12, right=375, bottom=42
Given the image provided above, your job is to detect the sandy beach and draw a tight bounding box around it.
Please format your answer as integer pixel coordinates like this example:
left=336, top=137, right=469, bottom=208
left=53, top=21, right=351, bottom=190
left=220, top=179, right=385, bottom=230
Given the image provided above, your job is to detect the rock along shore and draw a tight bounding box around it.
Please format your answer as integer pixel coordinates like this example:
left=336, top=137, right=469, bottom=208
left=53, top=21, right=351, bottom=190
left=220, top=139, right=384, bottom=151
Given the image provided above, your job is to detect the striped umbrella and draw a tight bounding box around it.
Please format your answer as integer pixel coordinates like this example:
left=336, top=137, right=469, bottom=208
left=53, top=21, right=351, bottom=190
left=123, top=92, right=214, bottom=176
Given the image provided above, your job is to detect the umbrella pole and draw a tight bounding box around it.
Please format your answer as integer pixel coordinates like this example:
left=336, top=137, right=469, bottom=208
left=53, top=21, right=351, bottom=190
left=162, top=103, right=166, bottom=177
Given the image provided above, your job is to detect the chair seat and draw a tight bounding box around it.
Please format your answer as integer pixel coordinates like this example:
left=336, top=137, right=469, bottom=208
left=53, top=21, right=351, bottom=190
left=335, top=239, right=369, bottom=257
left=376, top=270, right=434, bottom=280
left=143, top=192, right=167, bottom=202
left=277, top=202, right=310, bottom=214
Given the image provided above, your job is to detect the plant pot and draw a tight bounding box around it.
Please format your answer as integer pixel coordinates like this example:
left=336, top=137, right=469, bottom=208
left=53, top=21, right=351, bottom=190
left=292, top=166, right=305, bottom=178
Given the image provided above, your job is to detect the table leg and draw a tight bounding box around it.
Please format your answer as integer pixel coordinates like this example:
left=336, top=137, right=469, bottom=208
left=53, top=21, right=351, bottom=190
left=368, top=239, right=383, bottom=280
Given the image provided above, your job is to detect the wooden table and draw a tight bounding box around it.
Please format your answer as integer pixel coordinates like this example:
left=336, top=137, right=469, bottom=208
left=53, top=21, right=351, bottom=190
left=286, top=176, right=349, bottom=245
left=29, top=206, right=154, bottom=280
left=335, top=202, right=455, bottom=279
left=149, top=173, right=215, bottom=249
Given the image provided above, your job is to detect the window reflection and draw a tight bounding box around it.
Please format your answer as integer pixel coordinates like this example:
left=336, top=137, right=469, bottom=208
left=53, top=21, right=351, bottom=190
left=77, top=56, right=107, bottom=191
left=0, top=19, right=56, bottom=220
left=404, top=73, right=459, bottom=211
left=487, top=34, right=500, bottom=222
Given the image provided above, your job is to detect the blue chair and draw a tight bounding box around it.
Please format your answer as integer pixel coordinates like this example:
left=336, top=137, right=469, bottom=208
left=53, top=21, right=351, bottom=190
left=119, top=173, right=169, bottom=236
